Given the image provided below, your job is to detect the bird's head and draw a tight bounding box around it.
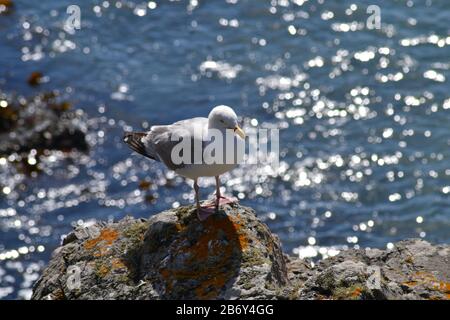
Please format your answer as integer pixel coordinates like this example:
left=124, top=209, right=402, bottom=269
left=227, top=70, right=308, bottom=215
left=208, top=105, right=245, bottom=139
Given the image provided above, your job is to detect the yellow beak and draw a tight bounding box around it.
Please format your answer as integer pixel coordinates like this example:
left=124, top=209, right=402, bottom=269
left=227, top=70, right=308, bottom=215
left=234, top=125, right=246, bottom=139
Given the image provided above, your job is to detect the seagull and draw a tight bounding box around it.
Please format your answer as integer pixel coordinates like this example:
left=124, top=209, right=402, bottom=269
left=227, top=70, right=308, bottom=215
left=123, top=105, right=246, bottom=221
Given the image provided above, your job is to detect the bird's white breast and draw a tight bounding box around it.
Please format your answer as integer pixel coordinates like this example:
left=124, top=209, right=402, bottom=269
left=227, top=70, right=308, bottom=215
left=176, top=163, right=237, bottom=179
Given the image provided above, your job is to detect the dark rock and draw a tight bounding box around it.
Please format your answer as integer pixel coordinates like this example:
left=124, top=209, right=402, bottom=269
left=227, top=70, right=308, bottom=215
left=27, top=72, right=44, bottom=86
left=0, top=90, right=88, bottom=156
left=0, top=0, right=13, bottom=15
left=31, top=203, right=449, bottom=300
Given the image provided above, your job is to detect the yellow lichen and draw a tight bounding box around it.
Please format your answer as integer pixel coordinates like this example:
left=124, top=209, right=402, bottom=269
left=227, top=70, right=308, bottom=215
left=175, top=223, right=185, bottom=232
left=96, top=264, right=110, bottom=278
left=111, top=258, right=127, bottom=271
left=402, top=281, right=418, bottom=287
left=405, top=256, right=414, bottom=264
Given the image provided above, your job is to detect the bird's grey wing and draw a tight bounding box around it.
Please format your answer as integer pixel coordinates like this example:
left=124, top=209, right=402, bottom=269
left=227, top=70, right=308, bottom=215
left=123, top=132, right=158, bottom=160
left=143, top=117, right=207, bottom=170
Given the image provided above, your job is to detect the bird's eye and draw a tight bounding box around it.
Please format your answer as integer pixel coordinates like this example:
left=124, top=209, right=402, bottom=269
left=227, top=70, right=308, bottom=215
left=220, top=119, right=225, bottom=123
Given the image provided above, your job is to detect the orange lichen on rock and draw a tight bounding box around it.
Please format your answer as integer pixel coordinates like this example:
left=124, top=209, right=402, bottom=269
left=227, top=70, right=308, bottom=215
left=351, top=287, right=362, bottom=298
left=229, top=214, right=249, bottom=251
left=92, top=247, right=111, bottom=257
left=84, top=228, right=119, bottom=250
left=403, top=271, right=450, bottom=299
left=189, top=213, right=248, bottom=261
left=159, top=212, right=250, bottom=299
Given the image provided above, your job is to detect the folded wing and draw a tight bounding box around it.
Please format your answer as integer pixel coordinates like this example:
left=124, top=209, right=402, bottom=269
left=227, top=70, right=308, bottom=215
left=124, top=117, right=208, bottom=171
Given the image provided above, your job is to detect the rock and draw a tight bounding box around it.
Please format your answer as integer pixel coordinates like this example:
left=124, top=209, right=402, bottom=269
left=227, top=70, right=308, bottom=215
left=295, top=239, right=450, bottom=300
left=0, top=90, right=88, bottom=156
left=27, top=72, right=44, bottom=86
left=32, top=203, right=289, bottom=300
left=0, top=0, right=13, bottom=15
left=31, top=203, right=449, bottom=300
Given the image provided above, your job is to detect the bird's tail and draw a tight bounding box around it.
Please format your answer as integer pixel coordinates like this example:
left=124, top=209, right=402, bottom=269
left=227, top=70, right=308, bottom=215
left=123, top=132, right=156, bottom=160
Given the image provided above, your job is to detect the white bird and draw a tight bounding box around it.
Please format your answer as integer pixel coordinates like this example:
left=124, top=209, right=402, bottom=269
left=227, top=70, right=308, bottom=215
left=124, top=105, right=246, bottom=221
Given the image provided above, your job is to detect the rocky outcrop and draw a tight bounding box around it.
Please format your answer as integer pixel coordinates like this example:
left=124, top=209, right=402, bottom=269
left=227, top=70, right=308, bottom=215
left=31, top=203, right=449, bottom=300
left=32, top=203, right=288, bottom=300
left=288, top=239, right=450, bottom=300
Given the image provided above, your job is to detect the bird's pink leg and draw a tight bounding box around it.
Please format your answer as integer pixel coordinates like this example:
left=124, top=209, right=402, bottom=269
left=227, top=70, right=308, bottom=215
left=204, top=176, right=238, bottom=209
left=194, top=179, right=216, bottom=221
left=215, top=176, right=238, bottom=205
